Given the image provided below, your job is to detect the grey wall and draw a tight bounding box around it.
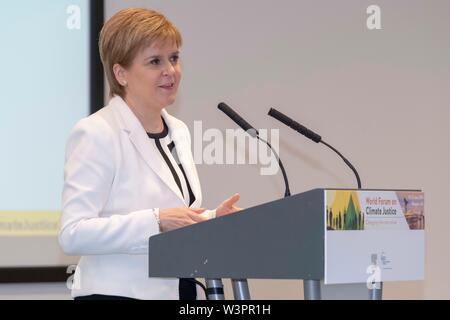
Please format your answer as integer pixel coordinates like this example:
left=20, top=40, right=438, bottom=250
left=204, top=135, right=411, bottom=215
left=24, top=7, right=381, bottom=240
left=2, top=0, right=448, bottom=299
left=104, top=0, right=450, bottom=299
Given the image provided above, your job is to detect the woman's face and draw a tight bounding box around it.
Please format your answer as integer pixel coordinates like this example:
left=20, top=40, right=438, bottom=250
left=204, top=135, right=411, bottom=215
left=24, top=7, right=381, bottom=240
left=122, top=41, right=181, bottom=111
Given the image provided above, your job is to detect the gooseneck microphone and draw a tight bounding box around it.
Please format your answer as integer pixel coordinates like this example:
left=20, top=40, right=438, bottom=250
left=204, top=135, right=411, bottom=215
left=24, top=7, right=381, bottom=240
left=268, top=108, right=362, bottom=189
left=217, top=103, right=259, bottom=138
left=218, top=102, right=291, bottom=197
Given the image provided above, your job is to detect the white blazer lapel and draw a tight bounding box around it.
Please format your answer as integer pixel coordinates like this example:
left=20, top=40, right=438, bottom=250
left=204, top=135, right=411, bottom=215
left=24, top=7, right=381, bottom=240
left=111, top=97, right=185, bottom=204
left=161, top=109, right=202, bottom=208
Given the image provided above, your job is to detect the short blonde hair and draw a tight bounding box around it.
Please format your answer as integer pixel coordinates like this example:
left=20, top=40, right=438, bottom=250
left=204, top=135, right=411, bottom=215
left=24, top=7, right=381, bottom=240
left=99, top=8, right=182, bottom=98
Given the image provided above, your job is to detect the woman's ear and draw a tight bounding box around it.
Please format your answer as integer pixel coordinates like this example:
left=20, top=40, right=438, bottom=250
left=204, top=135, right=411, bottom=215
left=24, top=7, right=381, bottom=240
left=113, top=63, right=127, bottom=87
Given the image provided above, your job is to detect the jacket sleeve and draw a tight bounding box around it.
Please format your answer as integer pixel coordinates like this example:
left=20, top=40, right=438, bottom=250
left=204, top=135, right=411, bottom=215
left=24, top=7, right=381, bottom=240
left=59, top=117, right=160, bottom=256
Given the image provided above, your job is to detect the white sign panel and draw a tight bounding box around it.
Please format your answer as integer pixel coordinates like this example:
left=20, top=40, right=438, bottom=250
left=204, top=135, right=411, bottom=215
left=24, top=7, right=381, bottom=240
left=324, top=190, right=424, bottom=284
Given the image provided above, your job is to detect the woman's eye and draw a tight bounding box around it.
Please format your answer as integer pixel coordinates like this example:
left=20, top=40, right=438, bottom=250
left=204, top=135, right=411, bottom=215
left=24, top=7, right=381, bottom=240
left=170, top=55, right=179, bottom=63
left=150, top=58, right=160, bottom=65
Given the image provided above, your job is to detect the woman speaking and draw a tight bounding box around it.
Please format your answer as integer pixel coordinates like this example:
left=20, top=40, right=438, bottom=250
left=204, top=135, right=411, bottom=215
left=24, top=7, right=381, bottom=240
left=59, top=8, right=241, bottom=300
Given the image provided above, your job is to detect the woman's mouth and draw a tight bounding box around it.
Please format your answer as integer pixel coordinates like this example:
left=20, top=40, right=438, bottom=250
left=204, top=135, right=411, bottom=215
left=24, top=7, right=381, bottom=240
left=159, top=83, right=175, bottom=90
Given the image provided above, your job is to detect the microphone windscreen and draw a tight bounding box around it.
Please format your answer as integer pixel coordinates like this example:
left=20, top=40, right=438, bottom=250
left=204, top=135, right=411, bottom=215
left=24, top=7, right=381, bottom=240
left=268, top=108, right=321, bottom=143
left=218, top=102, right=259, bottom=137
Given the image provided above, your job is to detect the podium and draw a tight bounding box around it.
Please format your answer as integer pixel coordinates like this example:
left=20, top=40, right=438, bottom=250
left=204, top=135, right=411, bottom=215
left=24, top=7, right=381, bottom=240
left=148, top=188, right=424, bottom=300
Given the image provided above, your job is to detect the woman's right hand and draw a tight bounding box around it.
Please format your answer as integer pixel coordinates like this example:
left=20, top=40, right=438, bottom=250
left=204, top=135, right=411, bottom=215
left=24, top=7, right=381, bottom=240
left=159, top=207, right=208, bottom=232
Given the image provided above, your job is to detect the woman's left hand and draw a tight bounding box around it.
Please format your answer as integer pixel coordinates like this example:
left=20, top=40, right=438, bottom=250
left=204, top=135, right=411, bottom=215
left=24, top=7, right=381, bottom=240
left=215, top=193, right=243, bottom=218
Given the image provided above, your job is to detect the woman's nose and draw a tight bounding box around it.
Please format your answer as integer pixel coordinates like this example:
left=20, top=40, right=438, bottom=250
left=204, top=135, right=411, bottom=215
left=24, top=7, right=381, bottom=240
left=163, top=61, right=176, bottom=76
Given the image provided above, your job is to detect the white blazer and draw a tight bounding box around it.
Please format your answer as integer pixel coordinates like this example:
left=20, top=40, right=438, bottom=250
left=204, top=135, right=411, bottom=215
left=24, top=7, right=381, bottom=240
left=59, top=96, right=212, bottom=299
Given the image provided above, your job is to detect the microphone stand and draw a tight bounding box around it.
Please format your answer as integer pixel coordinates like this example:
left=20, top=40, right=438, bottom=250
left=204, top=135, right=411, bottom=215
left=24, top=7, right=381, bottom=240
left=257, top=136, right=291, bottom=197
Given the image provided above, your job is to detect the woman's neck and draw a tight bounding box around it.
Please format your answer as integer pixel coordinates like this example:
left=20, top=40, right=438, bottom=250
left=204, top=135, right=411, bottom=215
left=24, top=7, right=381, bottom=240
left=124, top=95, right=164, bottom=134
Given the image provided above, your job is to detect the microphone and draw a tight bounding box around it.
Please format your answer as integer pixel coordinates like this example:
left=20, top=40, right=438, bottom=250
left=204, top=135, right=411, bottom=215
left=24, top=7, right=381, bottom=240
left=217, top=102, right=291, bottom=197
left=268, top=108, right=362, bottom=189
left=268, top=108, right=322, bottom=143
left=218, top=102, right=259, bottom=138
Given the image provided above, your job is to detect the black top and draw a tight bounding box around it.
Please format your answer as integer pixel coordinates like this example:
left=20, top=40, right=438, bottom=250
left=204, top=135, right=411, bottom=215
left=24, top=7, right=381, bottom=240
left=147, top=118, right=197, bottom=300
